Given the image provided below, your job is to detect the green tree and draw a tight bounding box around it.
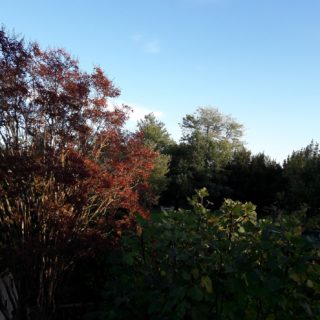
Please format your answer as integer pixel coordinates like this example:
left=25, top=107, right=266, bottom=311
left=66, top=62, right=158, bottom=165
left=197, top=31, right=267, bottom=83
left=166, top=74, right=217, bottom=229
left=137, top=113, right=174, bottom=153
left=181, top=107, right=243, bottom=151
left=181, top=106, right=244, bottom=172
left=165, top=107, right=244, bottom=208
left=137, top=113, right=175, bottom=204
left=227, top=151, right=284, bottom=217
left=283, top=141, right=320, bottom=215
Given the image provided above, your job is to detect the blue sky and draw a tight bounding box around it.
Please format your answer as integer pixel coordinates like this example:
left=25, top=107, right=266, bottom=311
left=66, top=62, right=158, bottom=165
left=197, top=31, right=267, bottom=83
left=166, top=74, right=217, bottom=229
left=1, top=0, right=320, bottom=162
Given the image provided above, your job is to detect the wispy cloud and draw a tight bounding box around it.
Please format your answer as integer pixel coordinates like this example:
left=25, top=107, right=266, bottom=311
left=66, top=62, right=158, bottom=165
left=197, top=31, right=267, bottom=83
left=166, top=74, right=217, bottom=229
left=144, top=40, right=160, bottom=54
left=110, top=99, right=163, bottom=122
left=127, top=103, right=163, bottom=121
left=131, top=34, right=161, bottom=54
left=131, top=33, right=143, bottom=43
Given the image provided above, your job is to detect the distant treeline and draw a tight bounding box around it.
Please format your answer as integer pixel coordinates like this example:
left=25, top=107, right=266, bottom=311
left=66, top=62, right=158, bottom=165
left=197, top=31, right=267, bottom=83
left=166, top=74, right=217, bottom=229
left=138, top=111, right=320, bottom=218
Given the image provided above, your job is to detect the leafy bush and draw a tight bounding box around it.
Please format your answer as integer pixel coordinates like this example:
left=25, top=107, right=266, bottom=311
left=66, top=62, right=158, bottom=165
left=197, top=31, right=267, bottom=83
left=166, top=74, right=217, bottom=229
left=87, top=189, right=320, bottom=320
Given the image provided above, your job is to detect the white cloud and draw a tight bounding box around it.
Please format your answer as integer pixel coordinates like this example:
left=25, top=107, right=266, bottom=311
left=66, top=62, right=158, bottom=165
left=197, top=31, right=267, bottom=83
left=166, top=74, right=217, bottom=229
left=128, top=103, right=163, bottom=121
left=110, top=99, right=163, bottom=122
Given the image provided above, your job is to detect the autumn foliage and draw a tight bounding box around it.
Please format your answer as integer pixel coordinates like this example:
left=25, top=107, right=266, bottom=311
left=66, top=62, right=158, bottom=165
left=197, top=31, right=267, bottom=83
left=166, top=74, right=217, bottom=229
left=0, top=28, right=156, bottom=319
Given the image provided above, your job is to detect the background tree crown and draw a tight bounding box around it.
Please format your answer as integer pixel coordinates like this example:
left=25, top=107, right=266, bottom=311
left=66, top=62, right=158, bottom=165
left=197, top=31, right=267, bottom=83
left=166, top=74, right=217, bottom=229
left=181, top=106, right=244, bottom=145
left=137, top=113, right=175, bottom=153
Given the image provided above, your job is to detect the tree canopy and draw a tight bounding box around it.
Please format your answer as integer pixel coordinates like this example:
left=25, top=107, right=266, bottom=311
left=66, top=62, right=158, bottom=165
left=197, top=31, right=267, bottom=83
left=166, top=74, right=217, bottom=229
left=137, top=113, right=174, bottom=205
left=162, top=107, right=245, bottom=208
left=0, top=28, right=156, bottom=319
left=137, top=113, right=174, bottom=152
left=181, top=107, right=243, bottom=146
left=283, top=141, right=320, bottom=215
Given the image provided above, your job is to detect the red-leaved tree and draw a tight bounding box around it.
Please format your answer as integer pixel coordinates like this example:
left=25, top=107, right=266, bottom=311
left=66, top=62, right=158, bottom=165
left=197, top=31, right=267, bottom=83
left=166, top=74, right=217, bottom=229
left=0, top=28, right=156, bottom=319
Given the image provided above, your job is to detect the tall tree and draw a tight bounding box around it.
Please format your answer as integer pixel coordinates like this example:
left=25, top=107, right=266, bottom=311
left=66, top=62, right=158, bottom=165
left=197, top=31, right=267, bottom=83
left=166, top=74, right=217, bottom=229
left=137, top=113, right=174, bottom=153
left=227, top=151, right=284, bottom=216
left=181, top=107, right=243, bottom=146
left=0, top=28, right=156, bottom=319
left=164, top=107, right=244, bottom=208
left=283, top=141, right=320, bottom=215
left=137, top=113, right=174, bottom=205
left=181, top=107, right=244, bottom=169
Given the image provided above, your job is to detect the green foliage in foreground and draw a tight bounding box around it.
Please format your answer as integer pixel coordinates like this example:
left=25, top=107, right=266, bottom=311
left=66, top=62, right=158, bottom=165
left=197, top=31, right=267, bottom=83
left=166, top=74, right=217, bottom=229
left=87, top=189, right=320, bottom=320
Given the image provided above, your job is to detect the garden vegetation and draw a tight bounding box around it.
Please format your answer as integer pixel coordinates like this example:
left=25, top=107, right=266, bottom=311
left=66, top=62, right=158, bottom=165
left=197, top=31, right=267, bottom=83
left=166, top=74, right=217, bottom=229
left=0, top=28, right=320, bottom=320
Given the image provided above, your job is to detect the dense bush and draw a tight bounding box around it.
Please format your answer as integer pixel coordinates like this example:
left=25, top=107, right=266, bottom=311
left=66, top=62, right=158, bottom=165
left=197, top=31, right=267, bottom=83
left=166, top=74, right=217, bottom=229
left=89, top=189, right=320, bottom=320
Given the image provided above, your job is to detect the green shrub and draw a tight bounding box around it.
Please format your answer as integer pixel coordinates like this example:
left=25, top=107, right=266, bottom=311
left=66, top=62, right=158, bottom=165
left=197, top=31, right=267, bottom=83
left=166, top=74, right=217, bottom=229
left=88, top=189, right=320, bottom=319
